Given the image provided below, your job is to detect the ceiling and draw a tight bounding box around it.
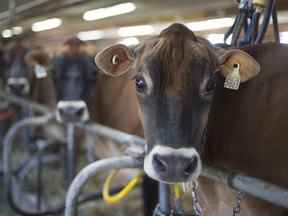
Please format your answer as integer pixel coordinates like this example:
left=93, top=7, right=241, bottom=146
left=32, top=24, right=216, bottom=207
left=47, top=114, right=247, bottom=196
left=0, top=0, right=288, bottom=50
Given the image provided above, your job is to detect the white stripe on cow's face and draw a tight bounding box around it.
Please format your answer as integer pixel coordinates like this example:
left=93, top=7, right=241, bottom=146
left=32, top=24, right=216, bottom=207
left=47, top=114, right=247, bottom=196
left=142, top=71, right=153, bottom=95
left=144, top=145, right=202, bottom=183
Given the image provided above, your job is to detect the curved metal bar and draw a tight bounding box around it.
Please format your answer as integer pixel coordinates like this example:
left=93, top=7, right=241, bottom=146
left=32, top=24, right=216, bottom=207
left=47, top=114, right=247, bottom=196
left=2, top=113, right=55, bottom=216
left=65, top=156, right=143, bottom=216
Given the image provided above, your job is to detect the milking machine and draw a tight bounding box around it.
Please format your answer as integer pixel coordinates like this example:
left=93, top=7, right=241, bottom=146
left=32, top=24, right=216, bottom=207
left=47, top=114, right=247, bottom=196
left=64, top=123, right=288, bottom=216
left=224, top=0, right=279, bottom=47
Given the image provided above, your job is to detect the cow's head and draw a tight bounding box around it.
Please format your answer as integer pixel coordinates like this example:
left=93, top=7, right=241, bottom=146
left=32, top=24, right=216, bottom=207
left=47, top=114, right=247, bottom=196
left=96, top=23, right=260, bottom=183
left=3, top=41, right=31, bottom=97
left=52, top=38, right=97, bottom=123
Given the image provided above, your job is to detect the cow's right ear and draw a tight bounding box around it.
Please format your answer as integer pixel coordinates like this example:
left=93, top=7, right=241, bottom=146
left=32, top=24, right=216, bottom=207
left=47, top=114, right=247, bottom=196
left=95, top=44, right=134, bottom=77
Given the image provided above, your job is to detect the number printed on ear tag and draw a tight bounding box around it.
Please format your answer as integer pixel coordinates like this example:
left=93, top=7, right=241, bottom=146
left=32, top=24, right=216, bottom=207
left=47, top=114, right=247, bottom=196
left=34, top=64, right=48, bottom=79
left=224, top=63, right=241, bottom=90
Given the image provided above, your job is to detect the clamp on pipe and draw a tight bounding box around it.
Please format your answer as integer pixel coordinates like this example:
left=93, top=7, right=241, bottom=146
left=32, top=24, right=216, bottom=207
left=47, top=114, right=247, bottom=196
left=103, top=170, right=144, bottom=204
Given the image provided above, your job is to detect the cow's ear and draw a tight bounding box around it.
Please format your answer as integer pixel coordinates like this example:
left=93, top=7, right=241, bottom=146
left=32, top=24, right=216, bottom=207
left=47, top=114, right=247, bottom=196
left=95, top=44, right=134, bottom=77
left=25, top=50, right=51, bottom=67
left=218, top=49, right=260, bottom=83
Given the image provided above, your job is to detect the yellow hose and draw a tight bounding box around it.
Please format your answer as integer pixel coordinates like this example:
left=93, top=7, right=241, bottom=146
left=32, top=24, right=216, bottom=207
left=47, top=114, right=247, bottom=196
left=103, top=170, right=144, bottom=205
left=172, top=184, right=183, bottom=199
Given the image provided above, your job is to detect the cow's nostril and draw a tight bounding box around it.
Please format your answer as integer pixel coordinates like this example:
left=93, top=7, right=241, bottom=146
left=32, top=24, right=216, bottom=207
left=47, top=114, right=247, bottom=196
left=75, top=108, right=84, bottom=117
left=152, top=154, right=168, bottom=173
left=19, top=84, right=25, bottom=90
left=184, top=156, right=198, bottom=176
left=58, top=108, right=65, bottom=116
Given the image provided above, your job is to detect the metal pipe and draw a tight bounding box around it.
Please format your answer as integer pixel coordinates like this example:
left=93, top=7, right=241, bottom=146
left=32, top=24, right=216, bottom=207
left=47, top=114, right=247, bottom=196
left=66, top=123, right=76, bottom=186
left=8, top=0, right=16, bottom=24
left=202, top=166, right=288, bottom=208
left=76, top=122, right=145, bottom=147
left=256, top=0, right=274, bottom=43
left=271, top=1, right=280, bottom=43
left=0, top=90, right=51, bottom=114
left=65, top=156, right=142, bottom=216
left=158, top=183, right=171, bottom=214
left=36, top=148, right=43, bottom=211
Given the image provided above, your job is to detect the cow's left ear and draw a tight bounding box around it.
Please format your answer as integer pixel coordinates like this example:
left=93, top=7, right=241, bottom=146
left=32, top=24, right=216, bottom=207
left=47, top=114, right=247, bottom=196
left=95, top=44, right=134, bottom=77
left=218, top=49, right=260, bottom=83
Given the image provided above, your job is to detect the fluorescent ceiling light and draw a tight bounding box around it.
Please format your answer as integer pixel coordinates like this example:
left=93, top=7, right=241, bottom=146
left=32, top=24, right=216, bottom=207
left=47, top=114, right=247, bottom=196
left=12, top=26, right=23, bottom=35
left=206, top=33, right=231, bottom=44
left=186, top=17, right=234, bottom=32
left=83, top=2, right=136, bottom=21
left=118, top=25, right=154, bottom=37
left=119, top=37, right=140, bottom=46
left=280, top=32, right=288, bottom=44
left=77, top=30, right=104, bottom=41
left=32, top=18, right=62, bottom=32
left=2, top=29, right=13, bottom=38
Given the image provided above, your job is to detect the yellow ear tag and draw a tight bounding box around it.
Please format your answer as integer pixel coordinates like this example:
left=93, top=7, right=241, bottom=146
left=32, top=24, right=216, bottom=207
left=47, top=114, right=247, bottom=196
left=224, top=63, right=241, bottom=90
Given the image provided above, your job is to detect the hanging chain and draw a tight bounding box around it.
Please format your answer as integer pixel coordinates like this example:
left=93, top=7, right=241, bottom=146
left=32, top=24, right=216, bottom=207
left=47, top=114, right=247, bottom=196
left=154, top=181, right=244, bottom=216
left=191, top=181, right=203, bottom=216
left=232, top=191, right=244, bottom=216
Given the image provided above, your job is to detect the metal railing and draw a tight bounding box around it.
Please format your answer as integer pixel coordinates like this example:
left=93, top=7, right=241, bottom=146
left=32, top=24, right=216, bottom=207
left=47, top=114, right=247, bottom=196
left=66, top=122, right=288, bottom=212
left=1, top=89, right=288, bottom=214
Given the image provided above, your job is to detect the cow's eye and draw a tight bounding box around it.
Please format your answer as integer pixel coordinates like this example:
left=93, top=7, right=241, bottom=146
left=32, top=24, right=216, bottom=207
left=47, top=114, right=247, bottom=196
left=135, top=76, right=146, bottom=93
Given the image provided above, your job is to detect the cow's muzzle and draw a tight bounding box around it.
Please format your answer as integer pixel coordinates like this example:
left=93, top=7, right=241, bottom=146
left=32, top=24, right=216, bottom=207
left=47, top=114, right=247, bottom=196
left=7, top=77, right=30, bottom=96
left=56, top=100, right=89, bottom=123
left=144, top=145, right=202, bottom=183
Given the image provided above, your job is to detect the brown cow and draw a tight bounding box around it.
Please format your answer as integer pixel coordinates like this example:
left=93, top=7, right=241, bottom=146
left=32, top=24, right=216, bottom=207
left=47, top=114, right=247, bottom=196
left=24, top=46, right=57, bottom=109
left=96, top=23, right=288, bottom=215
left=3, top=42, right=57, bottom=109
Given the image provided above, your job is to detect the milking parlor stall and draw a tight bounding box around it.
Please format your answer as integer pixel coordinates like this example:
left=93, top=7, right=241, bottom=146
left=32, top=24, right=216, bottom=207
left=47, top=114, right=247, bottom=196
left=1, top=0, right=288, bottom=216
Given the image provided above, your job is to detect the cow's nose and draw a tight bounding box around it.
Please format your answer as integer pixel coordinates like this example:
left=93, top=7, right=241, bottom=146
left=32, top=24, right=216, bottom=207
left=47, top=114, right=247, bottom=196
left=62, top=106, right=84, bottom=117
left=7, top=78, right=29, bottom=95
left=56, top=100, right=89, bottom=123
left=8, top=83, right=25, bottom=95
left=152, top=154, right=198, bottom=178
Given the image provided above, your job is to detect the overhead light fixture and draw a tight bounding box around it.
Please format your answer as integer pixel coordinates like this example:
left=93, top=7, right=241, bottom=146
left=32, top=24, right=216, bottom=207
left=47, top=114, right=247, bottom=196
left=77, top=30, right=104, bottom=41
left=2, top=29, right=13, bottom=38
left=186, top=17, right=234, bottom=32
left=12, top=26, right=23, bottom=35
left=32, top=18, right=62, bottom=32
left=119, top=37, right=140, bottom=46
left=280, top=32, right=288, bottom=44
left=83, top=2, right=136, bottom=21
left=118, top=25, right=154, bottom=37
